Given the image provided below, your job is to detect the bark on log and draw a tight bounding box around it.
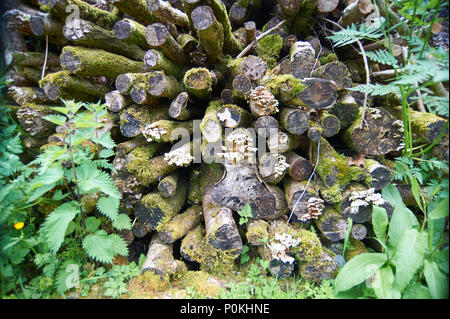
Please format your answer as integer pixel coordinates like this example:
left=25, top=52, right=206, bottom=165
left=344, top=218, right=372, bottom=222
left=254, top=115, right=279, bottom=138
left=147, top=71, right=183, bottom=99
left=158, top=204, right=202, bottom=244
left=12, top=51, right=60, bottom=67
left=312, top=61, right=353, bottom=91
left=116, top=136, right=148, bottom=157
left=8, top=86, right=52, bottom=106
left=30, top=13, right=63, bottom=36
left=176, top=33, right=198, bottom=54
left=246, top=220, right=269, bottom=246
left=16, top=104, right=55, bottom=137
left=61, top=46, right=150, bottom=78
left=135, top=179, right=187, bottom=231
left=143, top=49, right=184, bottom=78
left=39, top=70, right=110, bottom=100
left=344, top=237, right=368, bottom=261
left=298, top=251, right=338, bottom=283
left=319, top=112, right=341, bottom=137
left=158, top=171, right=180, bottom=198
left=113, top=18, right=149, bottom=49
left=328, top=91, right=359, bottom=129
left=188, top=163, right=224, bottom=205
left=267, top=130, right=301, bottom=153
left=316, top=0, right=339, bottom=13
left=229, top=3, right=247, bottom=26
left=314, top=206, right=348, bottom=242
left=200, top=100, right=223, bottom=143
left=141, top=120, right=192, bottom=143
left=146, top=23, right=187, bottom=65
left=146, top=0, right=190, bottom=28
left=285, top=151, right=312, bottom=181
left=119, top=104, right=170, bottom=137
left=283, top=177, right=322, bottom=222
left=105, top=90, right=132, bottom=113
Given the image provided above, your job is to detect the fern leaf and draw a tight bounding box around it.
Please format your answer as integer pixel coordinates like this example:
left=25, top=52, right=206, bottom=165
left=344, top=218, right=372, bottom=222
left=365, top=50, right=399, bottom=68
left=93, top=132, right=116, bottom=149
left=40, top=201, right=79, bottom=254
left=82, top=230, right=128, bottom=264
left=349, top=83, right=400, bottom=96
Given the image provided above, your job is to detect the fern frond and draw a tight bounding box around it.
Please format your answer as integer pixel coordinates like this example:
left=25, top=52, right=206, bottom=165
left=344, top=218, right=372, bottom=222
left=365, top=50, right=399, bottom=68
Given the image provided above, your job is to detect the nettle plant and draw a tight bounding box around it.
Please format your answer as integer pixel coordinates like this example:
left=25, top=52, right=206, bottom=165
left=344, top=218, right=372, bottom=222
left=34, top=100, right=131, bottom=265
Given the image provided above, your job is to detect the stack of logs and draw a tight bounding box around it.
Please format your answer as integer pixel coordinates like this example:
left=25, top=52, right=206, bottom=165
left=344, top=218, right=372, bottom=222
left=1, top=0, right=448, bottom=283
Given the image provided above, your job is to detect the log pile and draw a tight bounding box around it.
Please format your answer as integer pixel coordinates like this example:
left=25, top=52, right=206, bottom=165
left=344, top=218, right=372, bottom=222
left=1, top=0, right=448, bottom=282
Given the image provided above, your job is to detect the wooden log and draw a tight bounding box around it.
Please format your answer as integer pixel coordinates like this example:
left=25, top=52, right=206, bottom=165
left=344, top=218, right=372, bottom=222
left=119, top=104, right=170, bottom=138
left=200, top=100, right=223, bottom=143
left=0, top=20, right=27, bottom=67
left=158, top=171, right=180, bottom=198
left=169, top=92, right=193, bottom=120
left=115, top=72, right=150, bottom=94
left=244, top=21, right=256, bottom=47
left=203, top=189, right=243, bottom=255
left=141, top=233, right=185, bottom=278
left=132, top=222, right=149, bottom=239
left=258, top=152, right=290, bottom=184
left=147, top=72, right=183, bottom=99
left=130, top=84, right=159, bottom=105
left=246, top=220, right=269, bottom=246
left=180, top=225, right=205, bottom=263
left=30, top=13, right=63, bottom=36
left=60, top=46, right=150, bottom=78
left=146, top=23, right=187, bottom=65
left=158, top=204, right=202, bottom=244
left=44, top=0, right=119, bottom=29
left=116, top=136, right=148, bottom=157
left=216, top=104, right=252, bottom=128
left=8, top=86, right=52, bottom=106
left=176, top=33, right=198, bottom=54
left=63, top=19, right=146, bottom=61
left=229, top=3, right=247, bottom=26
left=221, top=89, right=234, bottom=105
left=314, top=206, right=348, bottom=242
left=113, top=18, right=149, bottom=49
left=205, top=0, right=244, bottom=55
left=285, top=151, right=312, bottom=181
left=143, top=49, right=184, bottom=78
left=338, top=0, right=374, bottom=27
left=312, top=136, right=367, bottom=204
left=5, top=68, right=36, bottom=87
left=191, top=5, right=224, bottom=64
left=238, top=55, right=268, bottom=82
left=254, top=115, right=279, bottom=138
left=316, top=0, right=339, bottom=13
left=181, top=0, right=202, bottom=33
left=39, top=71, right=110, bottom=100
left=134, top=179, right=187, bottom=231
left=232, top=74, right=252, bottom=99
left=350, top=223, right=367, bottom=241
left=311, top=61, right=353, bottom=91
left=146, top=0, right=190, bottom=28
left=387, top=106, right=448, bottom=144
left=319, top=112, right=341, bottom=137
left=11, top=51, right=60, bottom=67
left=141, top=120, right=192, bottom=143
left=278, top=0, right=302, bottom=17
left=183, top=67, right=218, bottom=100
left=290, top=0, right=318, bottom=37
left=267, top=130, right=301, bottom=153
left=283, top=177, right=323, bottom=222
left=211, top=130, right=288, bottom=220
left=329, top=91, right=359, bottom=129
left=364, top=158, right=393, bottom=190
left=105, top=90, right=132, bottom=113
left=4, top=8, right=36, bottom=35
left=342, top=107, right=404, bottom=156
left=188, top=163, right=225, bottom=205
left=16, top=104, right=55, bottom=137
left=288, top=78, right=338, bottom=110
left=279, top=106, right=309, bottom=135
left=298, top=251, right=338, bottom=283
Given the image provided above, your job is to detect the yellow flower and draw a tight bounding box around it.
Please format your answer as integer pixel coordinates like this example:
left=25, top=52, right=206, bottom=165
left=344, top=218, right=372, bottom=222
left=14, top=222, right=24, bottom=230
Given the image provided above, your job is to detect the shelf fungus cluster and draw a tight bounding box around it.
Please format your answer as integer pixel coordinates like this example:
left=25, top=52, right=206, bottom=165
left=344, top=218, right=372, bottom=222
left=2, top=0, right=448, bottom=284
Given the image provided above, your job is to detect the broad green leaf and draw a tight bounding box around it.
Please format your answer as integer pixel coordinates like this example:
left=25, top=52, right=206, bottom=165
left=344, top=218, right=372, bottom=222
left=29, top=166, right=64, bottom=190
left=392, top=229, right=428, bottom=291
left=112, top=214, right=132, bottom=231
left=99, top=149, right=115, bottom=159
left=49, top=106, right=69, bottom=115
left=429, top=197, right=449, bottom=220
left=402, top=282, right=432, bottom=299
left=423, top=259, right=449, bottom=299
left=334, top=253, right=387, bottom=294
left=82, top=230, right=128, bottom=264
left=387, top=204, right=419, bottom=249
left=411, top=177, right=424, bottom=212
left=372, top=205, right=389, bottom=243
left=431, top=247, right=449, bottom=275
left=370, top=265, right=397, bottom=299
left=427, top=217, right=445, bottom=251
left=40, top=201, right=79, bottom=254
left=77, top=164, right=121, bottom=198
left=382, top=184, right=404, bottom=208
left=43, top=114, right=67, bottom=126
left=93, top=132, right=116, bottom=149
left=28, top=183, right=56, bottom=203
left=97, top=196, right=120, bottom=221
left=85, top=217, right=101, bottom=233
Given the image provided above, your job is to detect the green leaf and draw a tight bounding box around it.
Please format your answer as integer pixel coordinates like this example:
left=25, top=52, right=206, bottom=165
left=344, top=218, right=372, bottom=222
left=43, top=114, right=67, bottom=126
left=392, top=229, right=428, bottom=291
left=365, top=50, right=399, bottom=68
left=85, top=217, right=101, bottom=233
left=82, top=230, right=128, bottom=264
left=112, top=214, right=132, bottom=231
left=28, top=183, right=56, bottom=203
left=29, top=166, right=64, bottom=190
left=49, top=106, right=69, bottom=115
left=382, top=184, right=404, bottom=208
left=370, top=265, right=396, bottom=299
left=99, top=149, right=115, bottom=159
left=334, top=253, right=387, bottom=294
left=93, top=132, right=116, bottom=149
left=423, top=259, right=449, bottom=299
left=97, top=196, right=120, bottom=221
left=411, top=177, right=424, bottom=211
left=372, top=205, right=389, bottom=244
left=431, top=247, right=449, bottom=275
left=428, top=217, right=445, bottom=251
left=40, top=201, right=79, bottom=254
left=387, top=204, right=419, bottom=249
left=429, top=197, right=449, bottom=219
left=77, top=164, right=121, bottom=198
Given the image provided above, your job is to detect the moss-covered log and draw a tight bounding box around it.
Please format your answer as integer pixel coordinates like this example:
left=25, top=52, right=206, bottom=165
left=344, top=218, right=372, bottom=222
left=116, top=136, right=148, bottom=157
left=267, top=130, right=301, bottom=153
left=364, top=158, right=393, bottom=190
left=298, top=251, right=338, bottom=283
left=279, top=106, right=309, bottom=135
left=158, top=171, right=180, bottom=198
left=158, top=205, right=202, bottom=244
left=319, top=111, right=341, bottom=137
left=314, top=206, right=348, bottom=242
left=8, top=86, right=52, bottom=106
left=39, top=71, right=110, bottom=100
left=141, top=120, right=193, bottom=143
left=61, top=46, right=150, bottom=78
left=30, top=13, right=64, bottom=36
left=146, top=0, right=190, bottom=28
left=200, top=100, right=223, bottom=143
left=307, top=120, right=322, bottom=142
left=12, top=51, right=60, bottom=67
left=147, top=72, right=183, bottom=99
left=146, top=23, right=187, bottom=65
left=119, top=104, right=170, bottom=137
left=342, top=107, right=404, bottom=156
left=246, top=220, right=269, bottom=246
left=312, top=61, right=353, bottom=91
left=191, top=6, right=224, bottom=64
left=135, top=181, right=187, bottom=231
left=105, top=90, right=132, bottom=113
left=143, top=49, right=184, bottom=78
left=344, top=237, right=368, bottom=261
left=113, top=18, right=149, bottom=49
left=328, top=91, right=359, bottom=129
